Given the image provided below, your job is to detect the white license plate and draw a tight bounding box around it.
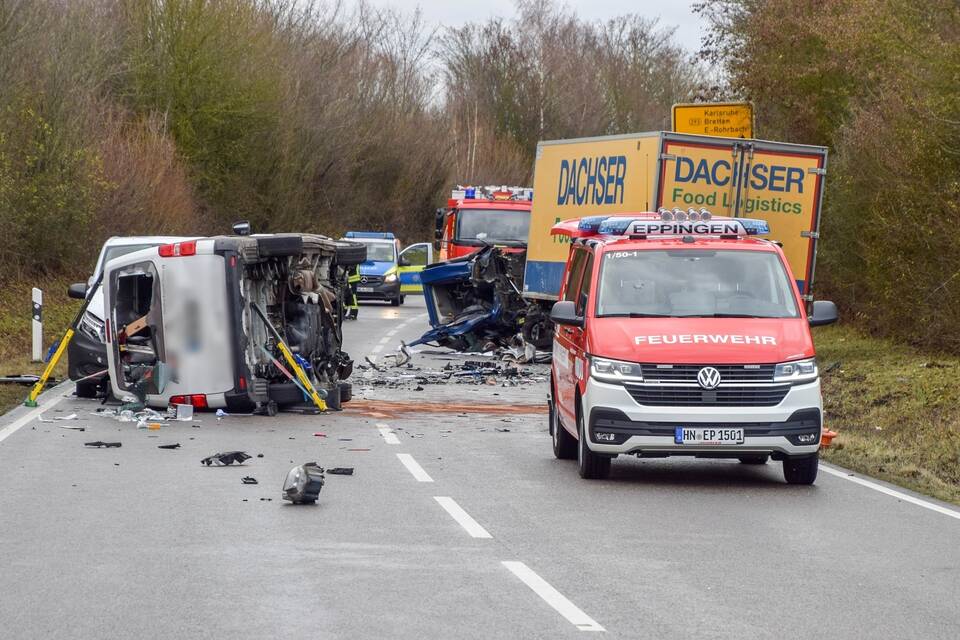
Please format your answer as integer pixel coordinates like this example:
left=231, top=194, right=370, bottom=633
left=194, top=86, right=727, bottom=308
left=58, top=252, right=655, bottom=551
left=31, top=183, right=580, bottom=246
left=675, top=427, right=744, bottom=445
left=357, top=287, right=374, bottom=293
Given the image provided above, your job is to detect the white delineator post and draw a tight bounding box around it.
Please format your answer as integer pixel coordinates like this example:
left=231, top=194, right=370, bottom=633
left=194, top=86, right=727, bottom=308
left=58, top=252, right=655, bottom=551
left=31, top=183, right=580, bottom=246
left=31, top=288, right=42, bottom=362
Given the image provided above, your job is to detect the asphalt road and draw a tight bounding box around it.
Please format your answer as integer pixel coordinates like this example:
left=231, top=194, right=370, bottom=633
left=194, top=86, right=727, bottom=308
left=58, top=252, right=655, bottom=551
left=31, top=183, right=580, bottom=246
left=1, top=297, right=958, bottom=639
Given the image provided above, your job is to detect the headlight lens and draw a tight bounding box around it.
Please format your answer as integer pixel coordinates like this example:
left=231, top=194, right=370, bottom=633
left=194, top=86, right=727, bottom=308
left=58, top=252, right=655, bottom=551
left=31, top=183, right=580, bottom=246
left=79, top=311, right=105, bottom=343
left=774, top=358, right=818, bottom=383
left=589, top=356, right=644, bottom=384
left=384, top=273, right=398, bottom=283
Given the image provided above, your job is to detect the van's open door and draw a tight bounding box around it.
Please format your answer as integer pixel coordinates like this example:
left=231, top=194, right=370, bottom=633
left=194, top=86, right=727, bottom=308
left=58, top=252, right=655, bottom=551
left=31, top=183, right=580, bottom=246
left=399, top=242, right=433, bottom=294
left=103, top=249, right=166, bottom=402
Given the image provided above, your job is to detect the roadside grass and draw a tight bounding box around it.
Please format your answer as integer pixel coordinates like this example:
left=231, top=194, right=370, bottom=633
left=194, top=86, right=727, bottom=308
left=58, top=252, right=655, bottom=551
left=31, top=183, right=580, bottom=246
left=0, top=276, right=81, bottom=414
left=815, top=325, right=960, bottom=506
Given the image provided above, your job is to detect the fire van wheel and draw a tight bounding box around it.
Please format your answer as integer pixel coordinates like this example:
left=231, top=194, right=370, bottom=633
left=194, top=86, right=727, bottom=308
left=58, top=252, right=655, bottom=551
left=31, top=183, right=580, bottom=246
left=783, top=453, right=819, bottom=485
left=550, top=389, right=576, bottom=460
left=577, top=403, right=610, bottom=479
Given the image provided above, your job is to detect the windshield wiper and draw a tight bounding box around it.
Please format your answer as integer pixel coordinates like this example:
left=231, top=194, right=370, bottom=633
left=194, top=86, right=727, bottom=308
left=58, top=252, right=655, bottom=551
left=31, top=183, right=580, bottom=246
left=675, top=313, right=770, bottom=318
left=599, top=313, right=676, bottom=318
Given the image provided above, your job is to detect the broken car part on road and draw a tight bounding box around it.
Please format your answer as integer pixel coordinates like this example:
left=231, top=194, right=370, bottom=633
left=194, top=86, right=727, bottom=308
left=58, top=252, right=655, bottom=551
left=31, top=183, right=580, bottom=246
left=282, top=462, right=325, bottom=504
left=201, top=451, right=252, bottom=466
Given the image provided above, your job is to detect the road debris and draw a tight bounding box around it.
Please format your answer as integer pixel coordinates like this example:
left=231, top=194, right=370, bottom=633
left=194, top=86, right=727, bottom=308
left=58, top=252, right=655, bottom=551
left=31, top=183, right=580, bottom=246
left=85, top=441, right=121, bottom=448
left=327, top=467, right=354, bottom=476
left=158, top=443, right=181, bottom=450
left=201, top=451, right=251, bottom=466
left=282, top=462, right=325, bottom=504
left=58, top=425, right=86, bottom=432
left=241, top=476, right=258, bottom=485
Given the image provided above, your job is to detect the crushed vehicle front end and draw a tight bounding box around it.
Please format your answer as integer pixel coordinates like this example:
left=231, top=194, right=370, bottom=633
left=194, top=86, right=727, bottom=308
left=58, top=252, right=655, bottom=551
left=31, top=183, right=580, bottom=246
left=411, top=246, right=529, bottom=351
left=104, top=234, right=364, bottom=412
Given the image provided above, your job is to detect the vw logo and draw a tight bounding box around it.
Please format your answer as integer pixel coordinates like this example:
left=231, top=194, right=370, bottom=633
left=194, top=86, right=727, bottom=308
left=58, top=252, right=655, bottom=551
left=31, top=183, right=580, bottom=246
left=360, top=276, right=368, bottom=284
left=697, top=366, right=721, bottom=390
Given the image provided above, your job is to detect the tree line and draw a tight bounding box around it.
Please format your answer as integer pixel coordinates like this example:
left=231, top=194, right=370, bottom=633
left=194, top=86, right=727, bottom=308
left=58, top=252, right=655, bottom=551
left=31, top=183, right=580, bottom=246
left=1, top=0, right=956, bottom=349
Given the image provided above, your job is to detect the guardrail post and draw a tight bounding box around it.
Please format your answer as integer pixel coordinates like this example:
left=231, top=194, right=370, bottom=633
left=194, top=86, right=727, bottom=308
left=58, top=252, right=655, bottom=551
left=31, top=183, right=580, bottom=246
left=31, top=287, right=42, bottom=362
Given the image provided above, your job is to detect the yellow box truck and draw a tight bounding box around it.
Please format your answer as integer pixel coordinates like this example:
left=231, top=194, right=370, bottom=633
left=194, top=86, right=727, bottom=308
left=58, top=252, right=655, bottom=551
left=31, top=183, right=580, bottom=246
left=523, top=131, right=828, bottom=301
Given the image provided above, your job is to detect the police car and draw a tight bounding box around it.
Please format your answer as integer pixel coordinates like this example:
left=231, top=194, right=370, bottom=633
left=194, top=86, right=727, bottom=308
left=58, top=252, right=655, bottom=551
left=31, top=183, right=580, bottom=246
left=548, top=209, right=838, bottom=483
left=343, top=232, right=433, bottom=306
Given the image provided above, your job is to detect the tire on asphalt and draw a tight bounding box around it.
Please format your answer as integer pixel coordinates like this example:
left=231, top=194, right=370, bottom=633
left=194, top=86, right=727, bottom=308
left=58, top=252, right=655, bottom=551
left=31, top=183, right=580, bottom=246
left=338, top=381, right=352, bottom=404
left=399, top=295, right=405, bottom=305
left=577, top=400, right=611, bottom=479
left=333, top=241, right=367, bottom=267
left=783, top=453, right=819, bottom=485
left=738, top=455, right=769, bottom=465
left=390, top=297, right=400, bottom=307
left=550, top=381, right=576, bottom=460
left=75, top=381, right=98, bottom=399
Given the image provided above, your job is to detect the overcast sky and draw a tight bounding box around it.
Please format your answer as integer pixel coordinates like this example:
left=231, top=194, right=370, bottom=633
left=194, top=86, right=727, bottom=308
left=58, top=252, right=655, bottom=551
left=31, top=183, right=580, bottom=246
left=366, top=0, right=709, bottom=51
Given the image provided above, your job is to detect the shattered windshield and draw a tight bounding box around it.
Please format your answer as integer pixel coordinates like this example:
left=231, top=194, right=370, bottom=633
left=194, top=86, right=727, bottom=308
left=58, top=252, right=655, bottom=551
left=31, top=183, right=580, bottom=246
left=456, top=209, right=530, bottom=245
left=362, top=241, right=396, bottom=262
left=596, top=249, right=800, bottom=319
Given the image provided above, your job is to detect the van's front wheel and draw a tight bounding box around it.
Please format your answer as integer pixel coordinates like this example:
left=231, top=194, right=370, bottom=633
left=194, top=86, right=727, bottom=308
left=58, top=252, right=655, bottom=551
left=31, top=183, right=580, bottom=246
left=550, top=386, right=576, bottom=460
left=577, top=403, right=610, bottom=479
left=783, top=453, right=819, bottom=485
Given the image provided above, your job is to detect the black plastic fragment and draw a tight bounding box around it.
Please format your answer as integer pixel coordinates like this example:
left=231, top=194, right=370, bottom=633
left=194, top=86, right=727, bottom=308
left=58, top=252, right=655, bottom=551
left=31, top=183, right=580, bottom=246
left=158, top=443, right=181, bottom=450
left=201, top=451, right=251, bottom=466
left=241, top=476, right=258, bottom=485
left=327, top=467, right=354, bottom=476
left=85, top=441, right=121, bottom=448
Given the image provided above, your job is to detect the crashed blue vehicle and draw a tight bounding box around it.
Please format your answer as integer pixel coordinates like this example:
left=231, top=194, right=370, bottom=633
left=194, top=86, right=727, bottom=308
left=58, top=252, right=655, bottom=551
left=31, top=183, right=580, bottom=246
left=409, top=246, right=539, bottom=351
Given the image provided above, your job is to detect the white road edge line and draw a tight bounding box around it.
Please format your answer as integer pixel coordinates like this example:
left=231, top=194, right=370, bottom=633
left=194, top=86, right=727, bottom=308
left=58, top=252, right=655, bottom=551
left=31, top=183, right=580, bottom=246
left=376, top=423, right=400, bottom=445
left=396, top=453, right=433, bottom=482
left=434, top=497, right=492, bottom=538
left=821, top=464, right=960, bottom=521
left=0, top=391, right=69, bottom=445
left=501, top=561, right=605, bottom=632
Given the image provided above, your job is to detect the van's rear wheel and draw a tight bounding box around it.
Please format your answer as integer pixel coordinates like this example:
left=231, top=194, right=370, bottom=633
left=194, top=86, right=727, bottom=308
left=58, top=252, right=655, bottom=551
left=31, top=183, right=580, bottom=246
left=334, top=241, right=367, bottom=267
left=550, top=387, right=576, bottom=460
left=783, top=453, right=819, bottom=485
left=577, top=402, right=610, bottom=479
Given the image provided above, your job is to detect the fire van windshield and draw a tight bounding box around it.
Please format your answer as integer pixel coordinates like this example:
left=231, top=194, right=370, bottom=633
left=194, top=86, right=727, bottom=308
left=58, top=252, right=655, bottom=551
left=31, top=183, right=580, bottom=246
left=596, top=249, right=800, bottom=319
left=455, top=209, right=530, bottom=246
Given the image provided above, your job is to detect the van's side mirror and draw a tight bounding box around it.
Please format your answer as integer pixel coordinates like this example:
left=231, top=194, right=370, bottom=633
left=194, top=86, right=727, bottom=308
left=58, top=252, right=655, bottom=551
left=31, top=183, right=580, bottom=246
left=232, top=220, right=251, bottom=236
left=68, top=283, right=88, bottom=300
left=808, top=300, right=838, bottom=327
left=551, top=300, right=583, bottom=328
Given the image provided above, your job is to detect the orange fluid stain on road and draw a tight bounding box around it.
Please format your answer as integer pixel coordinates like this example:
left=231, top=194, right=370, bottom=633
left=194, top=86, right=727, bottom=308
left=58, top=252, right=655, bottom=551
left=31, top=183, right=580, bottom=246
left=345, top=399, right=546, bottom=419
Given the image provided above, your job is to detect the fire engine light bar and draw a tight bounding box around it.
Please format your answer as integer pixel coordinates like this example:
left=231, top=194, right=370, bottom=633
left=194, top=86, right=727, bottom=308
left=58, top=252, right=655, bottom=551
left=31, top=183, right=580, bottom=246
left=565, top=210, right=770, bottom=238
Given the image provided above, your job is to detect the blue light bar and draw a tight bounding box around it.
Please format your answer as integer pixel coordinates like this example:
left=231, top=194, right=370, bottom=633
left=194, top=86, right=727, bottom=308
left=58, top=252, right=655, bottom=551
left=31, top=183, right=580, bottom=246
left=577, top=216, right=610, bottom=232
left=344, top=231, right=396, bottom=239
left=737, top=218, right=770, bottom=235
left=465, top=187, right=476, bottom=199
left=597, top=217, right=638, bottom=235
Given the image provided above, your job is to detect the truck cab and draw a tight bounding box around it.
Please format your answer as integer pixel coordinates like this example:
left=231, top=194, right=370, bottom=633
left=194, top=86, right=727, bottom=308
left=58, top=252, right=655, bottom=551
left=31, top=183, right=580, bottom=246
left=548, top=211, right=838, bottom=483
left=435, top=186, right=533, bottom=260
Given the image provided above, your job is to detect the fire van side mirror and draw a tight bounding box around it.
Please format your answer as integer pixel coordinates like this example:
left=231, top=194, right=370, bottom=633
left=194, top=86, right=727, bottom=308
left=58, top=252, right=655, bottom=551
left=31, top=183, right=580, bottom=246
left=551, top=300, right=583, bottom=328
left=68, top=283, right=88, bottom=299
left=808, top=300, right=838, bottom=327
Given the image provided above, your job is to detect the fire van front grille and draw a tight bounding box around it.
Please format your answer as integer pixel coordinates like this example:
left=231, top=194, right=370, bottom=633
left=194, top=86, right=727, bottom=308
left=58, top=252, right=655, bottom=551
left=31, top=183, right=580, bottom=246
left=640, top=364, right=775, bottom=383
left=623, top=383, right=791, bottom=407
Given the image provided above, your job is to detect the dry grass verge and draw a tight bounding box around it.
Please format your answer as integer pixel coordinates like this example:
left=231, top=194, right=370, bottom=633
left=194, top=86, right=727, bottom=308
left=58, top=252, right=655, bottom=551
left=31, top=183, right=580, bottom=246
left=816, top=325, right=960, bottom=506
left=0, top=276, right=81, bottom=413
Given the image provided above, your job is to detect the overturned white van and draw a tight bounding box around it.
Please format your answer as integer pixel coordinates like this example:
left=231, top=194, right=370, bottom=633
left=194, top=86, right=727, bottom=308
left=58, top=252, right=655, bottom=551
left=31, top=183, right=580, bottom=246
left=102, top=233, right=366, bottom=412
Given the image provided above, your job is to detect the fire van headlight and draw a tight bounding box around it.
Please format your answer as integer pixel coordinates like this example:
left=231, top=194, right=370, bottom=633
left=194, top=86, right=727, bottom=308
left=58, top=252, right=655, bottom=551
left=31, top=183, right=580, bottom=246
left=384, top=273, right=398, bottom=283
left=774, top=358, right=818, bottom=384
left=589, top=356, right=644, bottom=384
